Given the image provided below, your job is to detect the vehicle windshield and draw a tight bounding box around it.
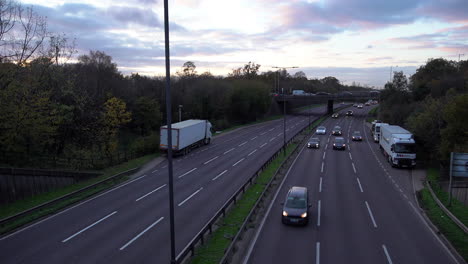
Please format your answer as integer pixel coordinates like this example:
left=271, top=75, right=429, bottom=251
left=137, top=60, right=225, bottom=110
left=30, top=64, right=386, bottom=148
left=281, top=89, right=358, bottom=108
left=376, top=127, right=380, bottom=132
left=394, top=143, right=416, bottom=153
left=335, top=138, right=345, bottom=143
left=353, top=131, right=361, bottom=136
left=285, top=197, right=307, bottom=209
left=310, top=138, right=319, bottom=143
left=317, top=126, right=325, bottom=130
left=334, top=126, right=341, bottom=130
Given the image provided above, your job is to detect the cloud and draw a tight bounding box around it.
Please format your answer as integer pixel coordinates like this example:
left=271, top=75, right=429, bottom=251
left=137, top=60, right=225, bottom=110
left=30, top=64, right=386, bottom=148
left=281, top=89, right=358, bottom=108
left=106, top=6, right=161, bottom=28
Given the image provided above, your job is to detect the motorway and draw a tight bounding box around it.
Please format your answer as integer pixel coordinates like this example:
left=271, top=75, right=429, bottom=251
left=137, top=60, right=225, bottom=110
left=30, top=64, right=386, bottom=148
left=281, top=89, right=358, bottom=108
left=244, top=106, right=459, bottom=264
left=0, top=105, right=335, bottom=263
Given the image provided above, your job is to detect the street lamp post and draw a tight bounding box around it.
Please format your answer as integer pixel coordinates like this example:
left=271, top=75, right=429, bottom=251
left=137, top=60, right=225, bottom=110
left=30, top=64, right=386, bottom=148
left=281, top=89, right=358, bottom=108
left=178, top=105, right=183, bottom=122
left=272, top=66, right=298, bottom=155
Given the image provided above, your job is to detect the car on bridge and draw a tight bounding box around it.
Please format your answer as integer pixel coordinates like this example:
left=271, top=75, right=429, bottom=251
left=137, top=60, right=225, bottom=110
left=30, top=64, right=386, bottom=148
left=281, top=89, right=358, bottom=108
left=281, top=186, right=310, bottom=225
left=332, top=126, right=342, bottom=135
left=332, top=113, right=339, bottom=118
left=333, top=137, right=346, bottom=150
left=352, top=131, right=363, bottom=141
left=307, top=138, right=320, bottom=149
left=346, top=110, right=353, bottom=116
left=316, top=126, right=326, bottom=135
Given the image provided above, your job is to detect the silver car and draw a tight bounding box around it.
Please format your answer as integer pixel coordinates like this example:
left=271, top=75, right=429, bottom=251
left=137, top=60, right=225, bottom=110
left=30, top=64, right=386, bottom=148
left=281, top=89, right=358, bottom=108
left=316, top=126, right=326, bottom=135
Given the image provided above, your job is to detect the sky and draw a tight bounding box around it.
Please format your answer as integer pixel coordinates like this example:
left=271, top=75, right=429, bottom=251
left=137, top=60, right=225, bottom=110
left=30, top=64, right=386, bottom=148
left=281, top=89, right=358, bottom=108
left=20, top=0, right=468, bottom=88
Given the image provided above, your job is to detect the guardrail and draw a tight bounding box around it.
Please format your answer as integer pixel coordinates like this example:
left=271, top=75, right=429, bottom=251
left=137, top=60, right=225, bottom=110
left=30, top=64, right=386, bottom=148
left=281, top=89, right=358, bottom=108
left=175, top=115, right=319, bottom=264
left=426, top=181, right=468, bottom=234
left=0, top=167, right=140, bottom=232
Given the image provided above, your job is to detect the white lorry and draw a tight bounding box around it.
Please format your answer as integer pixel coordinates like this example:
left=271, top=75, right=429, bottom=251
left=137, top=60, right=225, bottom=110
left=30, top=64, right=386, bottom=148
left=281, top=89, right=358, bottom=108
left=373, top=122, right=388, bottom=142
left=292, top=90, right=305, bottom=96
left=160, top=119, right=212, bottom=155
left=379, top=125, right=416, bottom=168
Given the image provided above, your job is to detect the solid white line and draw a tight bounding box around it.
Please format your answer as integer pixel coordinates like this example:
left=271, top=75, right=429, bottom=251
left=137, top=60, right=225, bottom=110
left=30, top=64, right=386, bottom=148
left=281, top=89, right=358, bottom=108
left=316, top=242, right=320, bottom=264
left=178, top=188, right=203, bottom=206
left=232, top=158, right=245, bottom=166
left=250, top=136, right=258, bottom=140
left=260, top=143, right=267, bottom=148
left=119, top=217, right=164, bottom=250
left=223, top=148, right=235, bottom=154
left=135, top=184, right=167, bottom=202
left=319, top=177, right=323, bottom=192
left=248, top=149, right=257, bottom=156
left=356, top=178, right=364, bottom=192
left=238, top=141, right=247, bottom=146
left=212, top=170, right=228, bottom=181
left=63, top=211, right=117, bottom=242
left=269, top=137, right=276, bottom=142
left=382, top=245, right=393, bottom=264
left=349, top=152, right=352, bottom=160
left=352, top=163, right=357, bottom=174
left=203, top=156, right=219, bottom=164
left=322, top=152, right=326, bottom=160
left=321, top=162, right=324, bottom=173
left=365, top=201, right=378, bottom=228
left=178, top=168, right=197, bottom=178
left=317, top=200, right=321, bottom=227
left=152, top=169, right=158, bottom=173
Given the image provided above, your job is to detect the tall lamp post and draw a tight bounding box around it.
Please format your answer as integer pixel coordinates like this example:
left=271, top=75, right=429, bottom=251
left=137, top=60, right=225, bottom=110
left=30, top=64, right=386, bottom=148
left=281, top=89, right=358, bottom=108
left=272, top=66, right=298, bottom=155
left=163, top=1, right=176, bottom=263
left=178, top=105, right=183, bottom=122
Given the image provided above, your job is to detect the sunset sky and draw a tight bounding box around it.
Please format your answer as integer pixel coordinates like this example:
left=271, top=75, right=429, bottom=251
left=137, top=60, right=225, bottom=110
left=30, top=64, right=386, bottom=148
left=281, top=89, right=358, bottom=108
left=20, top=0, right=468, bottom=87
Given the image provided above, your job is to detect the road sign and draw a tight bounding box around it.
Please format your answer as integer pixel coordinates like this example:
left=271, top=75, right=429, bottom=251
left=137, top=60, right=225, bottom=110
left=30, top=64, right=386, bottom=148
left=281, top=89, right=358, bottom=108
left=452, top=152, right=468, bottom=177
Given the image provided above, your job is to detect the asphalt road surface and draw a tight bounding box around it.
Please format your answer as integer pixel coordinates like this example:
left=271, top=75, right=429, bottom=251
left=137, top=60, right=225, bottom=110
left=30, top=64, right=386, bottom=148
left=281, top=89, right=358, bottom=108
left=0, top=104, right=337, bottom=264
left=244, top=106, right=459, bottom=264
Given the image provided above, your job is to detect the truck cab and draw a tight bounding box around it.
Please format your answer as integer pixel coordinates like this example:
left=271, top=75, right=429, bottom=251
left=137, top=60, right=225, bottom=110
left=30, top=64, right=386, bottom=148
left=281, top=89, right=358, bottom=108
left=380, top=125, right=416, bottom=168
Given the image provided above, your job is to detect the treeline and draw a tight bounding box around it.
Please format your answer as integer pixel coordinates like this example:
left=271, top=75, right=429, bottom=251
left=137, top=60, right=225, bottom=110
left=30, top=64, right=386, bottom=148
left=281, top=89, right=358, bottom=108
left=378, top=58, right=468, bottom=163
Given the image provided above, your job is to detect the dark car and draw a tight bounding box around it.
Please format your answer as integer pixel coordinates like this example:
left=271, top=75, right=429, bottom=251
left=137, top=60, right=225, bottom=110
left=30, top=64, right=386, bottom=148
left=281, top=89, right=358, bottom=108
left=282, top=186, right=310, bottom=225
left=333, top=137, right=346, bottom=150
left=307, top=138, right=320, bottom=148
left=346, top=110, right=353, bottom=116
left=332, top=126, right=342, bottom=136
left=352, top=131, right=362, bottom=141
left=332, top=113, right=339, bottom=118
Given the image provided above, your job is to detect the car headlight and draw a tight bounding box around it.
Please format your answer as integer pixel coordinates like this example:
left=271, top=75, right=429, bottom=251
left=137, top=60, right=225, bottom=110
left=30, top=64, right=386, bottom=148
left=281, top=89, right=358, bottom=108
left=301, top=212, right=307, bottom=218
left=316, top=144, right=319, bottom=147
left=333, top=143, right=336, bottom=146
left=283, top=211, right=288, bottom=217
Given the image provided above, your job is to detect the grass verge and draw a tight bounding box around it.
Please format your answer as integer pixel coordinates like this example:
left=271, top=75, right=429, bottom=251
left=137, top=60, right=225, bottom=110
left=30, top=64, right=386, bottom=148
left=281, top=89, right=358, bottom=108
left=0, top=153, right=158, bottom=235
left=366, top=106, right=379, bottom=123
left=191, top=143, right=297, bottom=264
left=215, top=115, right=283, bottom=135
left=419, top=188, right=468, bottom=261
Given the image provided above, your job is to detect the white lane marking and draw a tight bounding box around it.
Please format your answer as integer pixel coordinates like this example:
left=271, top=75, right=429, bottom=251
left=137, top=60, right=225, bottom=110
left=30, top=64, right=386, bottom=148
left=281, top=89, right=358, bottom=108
left=223, top=148, right=235, bottom=154
left=178, top=187, right=203, bottom=206
left=203, top=156, right=219, bottom=165
left=325, top=144, right=328, bottom=149
left=277, top=133, right=282, bottom=137
left=178, top=168, right=197, bottom=178
left=269, top=137, right=276, bottom=142
left=212, top=170, right=228, bottom=181
left=269, top=128, right=275, bottom=131
left=365, top=201, right=378, bottom=228
left=63, top=211, right=117, bottom=243
left=162, top=165, right=168, bottom=168
left=238, top=141, right=247, bottom=146
left=349, top=153, right=352, bottom=160
left=327, top=137, right=330, bottom=143
left=152, top=169, right=158, bottom=173
left=250, top=136, right=258, bottom=140
left=232, top=158, right=245, bottom=166
left=382, top=245, right=393, bottom=264
left=352, top=163, right=357, bottom=174
left=135, top=184, right=167, bottom=202
left=317, top=200, right=321, bottom=227
left=321, top=162, right=324, bottom=173
left=286, top=129, right=290, bottom=131
left=119, top=217, right=164, bottom=250
left=322, top=152, right=326, bottom=160
left=356, top=178, right=364, bottom=193
left=348, top=145, right=351, bottom=151
left=260, top=132, right=267, bottom=135
left=316, top=242, right=320, bottom=264
left=248, top=149, right=257, bottom=156
left=319, top=177, right=323, bottom=192
left=260, top=143, right=267, bottom=148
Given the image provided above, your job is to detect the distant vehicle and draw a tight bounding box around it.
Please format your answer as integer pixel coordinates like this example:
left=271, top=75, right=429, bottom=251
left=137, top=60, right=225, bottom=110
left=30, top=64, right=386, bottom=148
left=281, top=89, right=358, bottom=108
left=160, top=119, right=212, bottom=155
left=333, top=137, right=346, bottom=150
left=292, top=90, right=306, bottom=95
left=316, top=126, right=327, bottom=135
left=380, top=125, right=416, bottom=168
left=357, top=104, right=363, bottom=108
left=371, top=120, right=382, bottom=135
left=307, top=138, right=320, bottom=149
left=282, top=186, right=310, bottom=225
left=332, top=113, right=339, bottom=118
left=352, top=131, right=362, bottom=141
left=316, top=92, right=330, bottom=95
left=346, top=110, right=353, bottom=116
left=373, top=123, right=389, bottom=142
left=365, top=102, right=370, bottom=106
left=353, top=103, right=358, bottom=107
left=332, top=126, right=342, bottom=136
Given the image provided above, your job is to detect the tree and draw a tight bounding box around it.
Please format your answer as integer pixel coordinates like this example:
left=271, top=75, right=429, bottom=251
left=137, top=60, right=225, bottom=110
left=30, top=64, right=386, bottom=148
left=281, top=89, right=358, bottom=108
left=242, top=61, right=260, bottom=79
left=439, top=93, right=468, bottom=159
left=178, top=61, right=197, bottom=78
left=100, top=97, right=131, bottom=157
left=132, top=96, right=161, bottom=136
left=293, top=71, right=307, bottom=79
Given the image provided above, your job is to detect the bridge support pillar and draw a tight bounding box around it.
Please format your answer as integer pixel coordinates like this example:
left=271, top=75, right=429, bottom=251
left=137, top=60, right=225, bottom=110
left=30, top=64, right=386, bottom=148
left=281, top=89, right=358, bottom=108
left=327, top=100, right=334, bottom=114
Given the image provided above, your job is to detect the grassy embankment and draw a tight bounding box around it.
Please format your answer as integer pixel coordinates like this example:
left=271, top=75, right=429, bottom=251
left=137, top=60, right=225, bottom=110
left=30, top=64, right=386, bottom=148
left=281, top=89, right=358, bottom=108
left=419, top=168, right=468, bottom=261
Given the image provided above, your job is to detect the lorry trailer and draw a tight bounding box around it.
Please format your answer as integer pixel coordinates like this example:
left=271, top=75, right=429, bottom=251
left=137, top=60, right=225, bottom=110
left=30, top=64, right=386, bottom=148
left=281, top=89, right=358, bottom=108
left=160, top=119, right=212, bottom=155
